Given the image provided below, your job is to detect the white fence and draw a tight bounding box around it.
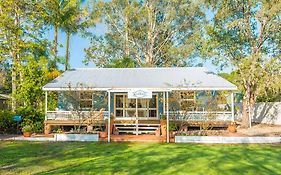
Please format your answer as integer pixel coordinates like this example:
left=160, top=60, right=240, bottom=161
left=236, top=102, right=281, bottom=125
left=46, top=111, right=108, bottom=120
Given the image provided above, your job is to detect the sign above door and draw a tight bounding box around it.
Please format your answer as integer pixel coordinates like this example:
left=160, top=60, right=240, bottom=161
left=128, top=89, right=152, bottom=99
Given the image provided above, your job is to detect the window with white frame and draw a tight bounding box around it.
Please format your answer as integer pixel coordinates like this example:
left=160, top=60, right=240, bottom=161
left=115, top=94, right=158, bottom=118
left=179, top=91, right=196, bottom=111
left=79, top=92, right=93, bottom=110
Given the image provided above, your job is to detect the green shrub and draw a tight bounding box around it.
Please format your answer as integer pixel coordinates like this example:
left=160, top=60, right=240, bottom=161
left=169, top=121, right=178, bottom=131
left=22, top=125, right=32, bottom=132
left=17, top=107, right=44, bottom=133
left=0, top=110, right=17, bottom=133
left=0, top=107, right=45, bottom=134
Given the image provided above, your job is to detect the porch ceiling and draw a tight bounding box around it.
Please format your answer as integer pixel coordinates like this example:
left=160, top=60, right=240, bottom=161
left=42, top=67, right=237, bottom=91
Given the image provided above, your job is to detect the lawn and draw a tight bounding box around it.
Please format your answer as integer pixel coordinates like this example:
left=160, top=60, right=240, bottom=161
left=0, top=141, right=281, bottom=175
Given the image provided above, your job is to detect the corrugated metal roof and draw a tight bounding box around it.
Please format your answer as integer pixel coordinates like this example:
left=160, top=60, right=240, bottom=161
left=43, top=67, right=237, bottom=91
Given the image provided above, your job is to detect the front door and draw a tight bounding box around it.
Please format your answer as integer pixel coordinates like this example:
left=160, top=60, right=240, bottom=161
left=114, top=94, right=158, bottom=120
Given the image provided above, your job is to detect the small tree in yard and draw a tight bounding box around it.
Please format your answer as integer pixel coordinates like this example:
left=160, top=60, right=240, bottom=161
left=169, top=91, right=224, bottom=134
left=62, top=83, right=105, bottom=133
left=203, top=0, right=281, bottom=128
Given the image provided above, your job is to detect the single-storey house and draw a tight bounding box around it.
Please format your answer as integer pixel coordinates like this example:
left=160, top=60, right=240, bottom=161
left=43, top=67, right=237, bottom=142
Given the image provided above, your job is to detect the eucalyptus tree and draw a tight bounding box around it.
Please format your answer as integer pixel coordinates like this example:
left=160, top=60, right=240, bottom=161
left=85, top=0, right=204, bottom=67
left=0, top=0, right=46, bottom=110
left=203, top=0, right=281, bottom=127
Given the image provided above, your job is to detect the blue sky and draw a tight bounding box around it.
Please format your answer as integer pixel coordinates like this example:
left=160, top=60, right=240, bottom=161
left=44, top=5, right=224, bottom=73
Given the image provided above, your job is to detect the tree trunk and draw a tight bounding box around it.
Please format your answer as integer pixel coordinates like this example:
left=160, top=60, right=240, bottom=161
left=65, top=32, right=70, bottom=71
left=54, top=25, right=58, bottom=58
left=11, top=62, right=17, bottom=111
left=124, top=2, right=130, bottom=58
left=11, top=8, right=20, bottom=111
left=241, top=86, right=255, bottom=128
left=241, top=97, right=249, bottom=128
left=145, top=2, right=155, bottom=67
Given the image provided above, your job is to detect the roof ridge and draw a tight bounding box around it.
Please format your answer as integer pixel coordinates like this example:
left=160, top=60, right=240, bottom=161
left=72, top=67, right=207, bottom=70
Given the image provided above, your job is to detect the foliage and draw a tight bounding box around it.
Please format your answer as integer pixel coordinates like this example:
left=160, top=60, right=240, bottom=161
left=85, top=0, right=204, bottom=67
left=221, top=72, right=281, bottom=102
left=0, top=0, right=55, bottom=110
left=105, top=57, right=137, bottom=68
left=169, top=121, right=178, bottom=131
left=21, top=125, right=32, bottom=133
left=0, top=110, right=17, bottom=133
left=14, top=57, right=49, bottom=108
left=0, top=62, right=11, bottom=94
left=0, top=108, right=44, bottom=134
left=60, top=0, right=89, bottom=70
left=17, top=107, right=45, bottom=133
left=203, top=0, right=281, bottom=127
left=43, top=0, right=90, bottom=70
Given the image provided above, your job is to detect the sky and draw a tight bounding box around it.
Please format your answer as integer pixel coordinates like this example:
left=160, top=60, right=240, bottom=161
left=44, top=4, right=226, bottom=73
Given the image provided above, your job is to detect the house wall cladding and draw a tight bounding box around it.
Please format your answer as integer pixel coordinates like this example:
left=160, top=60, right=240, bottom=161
left=236, top=102, right=281, bottom=125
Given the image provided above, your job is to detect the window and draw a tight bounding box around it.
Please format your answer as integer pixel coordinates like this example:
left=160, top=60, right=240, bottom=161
left=179, top=91, right=196, bottom=111
left=114, top=94, right=158, bottom=118
left=79, top=92, right=93, bottom=110
left=93, top=92, right=107, bottom=110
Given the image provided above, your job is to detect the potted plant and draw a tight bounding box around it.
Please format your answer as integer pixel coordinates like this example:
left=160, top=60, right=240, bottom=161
left=227, top=122, right=237, bottom=133
left=160, top=115, right=167, bottom=136
left=22, top=125, right=32, bottom=137
left=99, top=130, right=107, bottom=138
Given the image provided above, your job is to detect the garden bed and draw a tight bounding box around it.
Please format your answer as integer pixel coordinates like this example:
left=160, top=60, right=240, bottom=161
left=175, top=136, right=281, bottom=143
left=55, top=133, right=99, bottom=142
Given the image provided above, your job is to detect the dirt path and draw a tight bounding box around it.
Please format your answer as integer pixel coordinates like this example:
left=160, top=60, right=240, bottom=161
left=237, top=124, right=281, bottom=136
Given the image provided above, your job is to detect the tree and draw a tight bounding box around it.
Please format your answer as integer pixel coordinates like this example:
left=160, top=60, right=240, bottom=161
left=85, top=0, right=204, bottom=67
left=61, top=0, right=88, bottom=71
left=0, top=61, right=11, bottom=94
left=15, top=57, right=48, bottom=109
left=105, top=57, right=137, bottom=68
left=0, top=0, right=46, bottom=110
left=43, top=0, right=64, bottom=59
left=203, top=0, right=281, bottom=127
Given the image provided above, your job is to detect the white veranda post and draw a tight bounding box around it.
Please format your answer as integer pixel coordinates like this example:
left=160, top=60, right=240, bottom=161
left=45, top=91, right=48, bottom=120
left=108, top=91, right=111, bottom=142
left=231, top=92, right=234, bottom=122
left=166, top=91, right=169, bottom=143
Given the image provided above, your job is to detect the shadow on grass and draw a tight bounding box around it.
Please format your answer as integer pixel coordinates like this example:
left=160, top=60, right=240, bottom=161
left=0, top=141, right=281, bottom=175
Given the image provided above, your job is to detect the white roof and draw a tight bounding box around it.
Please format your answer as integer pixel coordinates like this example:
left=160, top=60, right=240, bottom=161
left=43, top=67, right=237, bottom=91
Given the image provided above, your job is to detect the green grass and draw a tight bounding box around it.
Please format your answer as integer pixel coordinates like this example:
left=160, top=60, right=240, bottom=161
left=0, top=141, right=281, bottom=175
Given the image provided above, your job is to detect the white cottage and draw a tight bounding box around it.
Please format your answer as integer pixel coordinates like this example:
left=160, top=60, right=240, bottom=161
left=43, top=67, right=237, bottom=142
